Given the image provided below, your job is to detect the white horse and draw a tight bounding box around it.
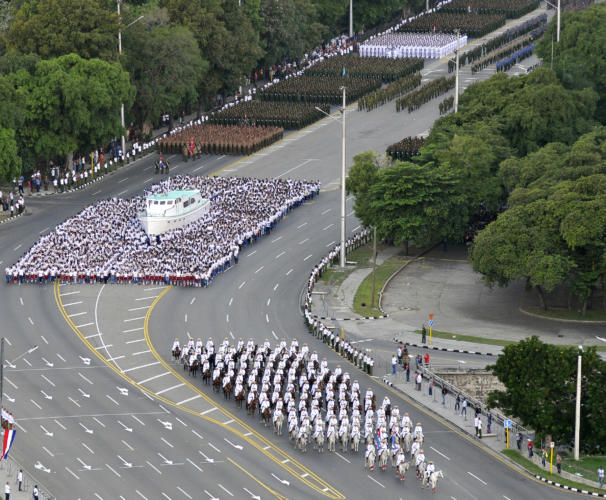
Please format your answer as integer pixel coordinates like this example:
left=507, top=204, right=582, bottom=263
left=365, top=448, right=376, bottom=471
left=340, top=424, right=350, bottom=453
left=352, top=432, right=360, bottom=453
left=416, top=460, right=426, bottom=480
left=403, top=432, right=413, bottom=453
left=429, top=470, right=444, bottom=492
left=378, top=448, right=389, bottom=471
left=273, top=412, right=284, bottom=436
left=328, top=431, right=337, bottom=452
left=289, top=422, right=298, bottom=442
left=315, top=430, right=325, bottom=453
left=397, top=460, right=409, bottom=481
left=297, top=432, right=308, bottom=453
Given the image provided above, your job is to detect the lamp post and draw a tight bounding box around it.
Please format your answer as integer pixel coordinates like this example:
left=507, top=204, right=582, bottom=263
left=574, top=345, right=582, bottom=460
left=543, top=0, right=561, bottom=42
left=454, top=29, right=460, bottom=113
left=340, top=86, right=346, bottom=268
left=349, top=0, right=353, bottom=38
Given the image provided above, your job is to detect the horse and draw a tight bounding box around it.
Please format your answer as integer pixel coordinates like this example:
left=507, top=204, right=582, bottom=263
left=416, top=432, right=424, bottom=447
left=378, top=448, right=389, bottom=471
left=172, top=346, right=181, bottom=361
left=246, top=395, right=258, bottom=416
left=365, top=448, right=376, bottom=471
left=261, top=407, right=271, bottom=427
left=397, top=460, right=409, bottom=481
left=403, top=432, right=413, bottom=453
left=315, top=431, right=325, bottom=453
left=352, top=432, right=360, bottom=453
left=235, top=388, right=245, bottom=408
left=274, top=412, right=284, bottom=436
left=327, top=431, right=337, bottom=452
left=222, top=380, right=233, bottom=399
left=340, top=424, right=350, bottom=453
left=429, top=470, right=444, bottom=493
left=297, top=433, right=308, bottom=453
left=212, top=374, right=221, bottom=393
left=416, top=460, right=426, bottom=480
left=289, top=423, right=298, bottom=442
left=202, top=366, right=211, bottom=385
left=189, top=359, right=199, bottom=377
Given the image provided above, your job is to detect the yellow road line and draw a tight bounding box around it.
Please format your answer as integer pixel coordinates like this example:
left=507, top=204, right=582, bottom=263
left=227, top=457, right=288, bottom=500
left=54, top=281, right=344, bottom=499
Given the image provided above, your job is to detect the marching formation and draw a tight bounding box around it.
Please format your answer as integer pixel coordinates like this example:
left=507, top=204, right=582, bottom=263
left=172, top=336, right=445, bottom=492
left=6, top=175, right=319, bottom=286
left=359, top=32, right=467, bottom=59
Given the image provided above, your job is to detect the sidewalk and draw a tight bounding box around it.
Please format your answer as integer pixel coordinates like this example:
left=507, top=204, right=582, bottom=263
left=383, top=371, right=604, bottom=491
left=0, top=456, right=52, bottom=499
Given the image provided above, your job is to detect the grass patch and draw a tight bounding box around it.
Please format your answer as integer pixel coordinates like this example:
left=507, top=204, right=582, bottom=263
left=353, top=255, right=409, bottom=317
left=524, top=307, right=606, bottom=322
left=413, top=329, right=516, bottom=347
left=562, top=455, right=606, bottom=478
left=319, top=245, right=376, bottom=288
left=502, top=449, right=603, bottom=493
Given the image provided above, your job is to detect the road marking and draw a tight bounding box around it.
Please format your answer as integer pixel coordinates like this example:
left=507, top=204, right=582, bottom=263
left=208, top=442, right=221, bottom=453
left=54, top=419, right=67, bottom=430
left=144, top=286, right=166, bottom=291
left=297, top=222, right=308, bottom=229
left=136, top=296, right=159, bottom=301
left=41, top=374, right=55, bottom=387
left=286, top=269, right=293, bottom=275
left=200, top=407, right=217, bottom=415
left=187, top=457, right=203, bottom=472
left=347, top=210, right=354, bottom=216
left=106, top=463, right=121, bottom=477
left=177, top=395, right=202, bottom=405
left=93, top=417, right=105, bottom=428
left=68, top=311, right=87, bottom=318
left=321, top=209, right=331, bottom=215
left=118, top=190, right=127, bottom=196
left=467, top=471, right=487, bottom=485
left=65, top=466, right=80, bottom=479
left=138, top=372, right=170, bottom=384
left=69, top=397, right=81, bottom=407
left=184, top=314, right=187, bottom=323
left=229, top=331, right=235, bottom=339
left=124, top=316, right=146, bottom=322
left=82, top=442, right=95, bottom=454
left=503, top=496, right=511, bottom=500
left=430, top=446, right=450, bottom=460
left=123, top=327, right=144, bottom=333
left=78, top=372, right=93, bottom=385
left=272, top=236, right=283, bottom=243
left=107, top=355, right=125, bottom=362
left=96, top=344, right=113, bottom=349
left=161, top=437, right=174, bottom=448
left=279, top=158, right=315, bottom=178
left=326, top=241, right=336, bottom=247
left=299, top=238, right=309, bottom=244
left=223, top=419, right=234, bottom=425
left=30, top=399, right=42, bottom=409
left=272, top=331, right=278, bottom=340
left=238, top=281, right=246, bottom=289
left=13, top=244, right=21, bottom=251
left=42, top=446, right=54, bottom=457
left=255, top=266, right=264, bottom=274
left=192, top=430, right=204, bottom=440
left=118, top=177, right=128, bottom=183
left=156, top=383, right=185, bottom=395
left=61, top=291, right=81, bottom=297
left=304, top=254, right=313, bottom=261
left=128, top=306, right=150, bottom=312
left=133, top=350, right=151, bottom=356
left=106, top=395, right=120, bottom=405
left=63, top=301, right=83, bottom=307
left=335, top=452, right=350, bottom=463
left=266, top=298, right=271, bottom=306
left=218, top=484, right=234, bottom=497
left=273, top=283, right=279, bottom=291
left=147, top=460, right=162, bottom=475
left=122, top=361, right=160, bottom=373
left=122, top=440, right=134, bottom=451
left=323, top=224, right=334, bottom=230
left=226, top=314, right=230, bottom=323
left=367, top=475, right=385, bottom=488
left=275, top=251, right=285, bottom=259
left=56, top=353, right=66, bottom=362
left=265, top=314, right=270, bottom=323
left=161, top=493, right=172, bottom=500
left=4, top=378, right=17, bottom=389
left=39, top=226, right=50, bottom=234
left=247, top=250, right=257, bottom=257
left=136, top=490, right=148, bottom=500
left=126, top=338, right=145, bottom=344
left=78, top=323, right=95, bottom=328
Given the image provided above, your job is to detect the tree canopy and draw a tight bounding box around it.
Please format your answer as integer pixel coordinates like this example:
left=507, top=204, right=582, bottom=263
left=488, top=337, right=606, bottom=451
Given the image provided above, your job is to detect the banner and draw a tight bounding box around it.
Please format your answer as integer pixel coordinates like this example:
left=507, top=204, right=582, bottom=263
left=2, top=429, right=16, bottom=460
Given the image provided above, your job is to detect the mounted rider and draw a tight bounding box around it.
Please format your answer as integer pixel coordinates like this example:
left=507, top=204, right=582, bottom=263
left=413, top=422, right=424, bottom=441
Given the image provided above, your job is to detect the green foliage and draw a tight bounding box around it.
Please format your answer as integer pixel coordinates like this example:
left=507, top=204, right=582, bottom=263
left=21, top=54, right=134, bottom=160
left=488, top=337, right=606, bottom=451
left=536, top=3, right=606, bottom=122
left=123, top=21, right=206, bottom=128
left=5, top=0, right=119, bottom=60
left=0, top=127, right=21, bottom=181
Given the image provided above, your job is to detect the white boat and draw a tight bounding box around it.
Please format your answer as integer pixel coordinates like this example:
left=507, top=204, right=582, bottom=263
left=138, top=189, right=210, bottom=236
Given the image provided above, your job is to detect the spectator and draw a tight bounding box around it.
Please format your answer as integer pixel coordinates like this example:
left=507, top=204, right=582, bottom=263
left=441, top=386, right=447, bottom=405
left=556, top=453, right=562, bottom=474
left=598, top=465, right=604, bottom=488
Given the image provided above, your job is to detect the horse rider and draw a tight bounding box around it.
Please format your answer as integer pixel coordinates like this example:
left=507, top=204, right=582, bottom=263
left=222, top=373, right=231, bottom=390
left=396, top=448, right=407, bottom=469
left=390, top=405, right=400, bottom=429
left=187, top=337, right=195, bottom=351
left=339, top=415, right=349, bottom=440
left=275, top=397, right=284, bottom=414
left=351, top=421, right=360, bottom=442
left=382, top=395, right=391, bottom=411
left=391, top=429, right=401, bottom=457
left=376, top=407, right=386, bottom=430
left=310, top=401, right=320, bottom=423
left=189, top=351, right=198, bottom=369
left=413, top=422, right=424, bottom=441
left=260, top=395, right=271, bottom=416
left=365, top=441, right=376, bottom=463
left=415, top=448, right=426, bottom=476
left=424, top=459, right=435, bottom=484
left=313, top=416, right=324, bottom=440
left=411, top=438, right=420, bottom=459
left=172, top=337, right=180, bottom=353
left=401, top=412, right=412, bottom=430
left=288, top=412, right=298, bottom=435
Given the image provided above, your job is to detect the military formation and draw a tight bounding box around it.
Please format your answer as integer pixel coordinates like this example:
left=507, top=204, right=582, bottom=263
left=438, top=95, right=455, bottom=115
left=471, top=37, right=535, bottom=73
left=399, top=12, right=506, bottom=38
left=305, top=54, right=423, bottom=82
left=386, top=136, right=425, bottom=162
left=441, top=0, right=539, bottom=17
left=358, top=73, right=422, bottom=111
left=157, top=124, right=284, bottom=157
left=259, top=75, right=383, bottom=105
left=396, top=76, right=455, bottom=113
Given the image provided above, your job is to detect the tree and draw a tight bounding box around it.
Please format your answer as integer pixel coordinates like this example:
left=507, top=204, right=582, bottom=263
left=123, top=22, right=206, bottom=131
left=536, top=3, right=606, bottom=123
left=0, top=127, right=21, bottom=181
left=5, top=0, right=119, bottom=61
left=21, top=53, right=134, bottom=162
left=488, top=337, right=606, bottom=451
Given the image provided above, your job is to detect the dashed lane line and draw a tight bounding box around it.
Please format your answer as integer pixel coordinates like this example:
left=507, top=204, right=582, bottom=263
left=138, top=372, right=170, bottom=384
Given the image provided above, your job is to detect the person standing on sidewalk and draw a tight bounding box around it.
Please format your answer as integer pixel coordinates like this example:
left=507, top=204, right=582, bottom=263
left=4, top=481, right=9, bottom=500
left=416, top=372, right=422, bottom=391
left=454, top=394, right=461, bottom=413
left=598, top=465, right=604, bottom=488
left=392, top=355, right=397, bottom=375
left=542, top=448, right=547, bottom=467
left=405, top=362, right=410, bottom=383
left=473, top=415, right=479, bottom=436
left=441, top=386, right=447, bottom=405
left=17, top=471, right=22, bottom=491
left=556, top=453, right=562, bottom=474
left=477, top=418, right=482, bottom=439
left=527, top=439, right=533, bottom=458
left=461, top=398, right=467, bottom=417
left=33, top=485, right=39, bottom=500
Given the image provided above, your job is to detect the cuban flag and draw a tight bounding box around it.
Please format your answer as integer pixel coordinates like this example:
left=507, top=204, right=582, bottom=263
left=376, top=429, right=381, bottom=449
left=2, top=429, right=15, bottom=460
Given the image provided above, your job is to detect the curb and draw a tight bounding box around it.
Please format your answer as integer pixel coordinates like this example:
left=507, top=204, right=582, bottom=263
left=518, top=306, right=606, bottom=325
left=312, top=314, right=389, bottom=321
left=0, top=212, right=25, bottom=225
left=533, top=475, right=606, bottom=497
left=393, top=338, right=498, bottom=356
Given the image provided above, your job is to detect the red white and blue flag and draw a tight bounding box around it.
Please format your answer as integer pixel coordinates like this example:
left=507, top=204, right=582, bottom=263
left=2, top=429, right=16, bottom=460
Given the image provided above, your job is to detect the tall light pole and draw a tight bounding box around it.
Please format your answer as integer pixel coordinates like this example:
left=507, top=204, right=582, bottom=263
left=544, top=0, right=561, bottom=43
left=349, top=0, right=353, bottom=38
left=574, top=345, right=582, bottom=460
left=340, top=86, right=347, bottom=268
left=454, top=29, right=460, bottom=113
left=118, top=0, right=126, bottom=159
left=557, top=0, right=561, bottom=43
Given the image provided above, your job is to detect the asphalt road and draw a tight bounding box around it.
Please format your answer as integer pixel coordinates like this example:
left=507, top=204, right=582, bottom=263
left=0, top=21, right=585, bottom=499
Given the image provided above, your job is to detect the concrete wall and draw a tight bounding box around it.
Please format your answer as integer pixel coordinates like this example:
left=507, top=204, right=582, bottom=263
left=436, top=371, right=505, bottom=403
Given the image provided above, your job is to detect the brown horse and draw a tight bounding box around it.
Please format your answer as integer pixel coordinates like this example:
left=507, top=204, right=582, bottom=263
left=189, top=359, right=199, bottom=377
left=246, top=395, right=258, bottom=416
left=172, top=347, right=181, bottom=361
left=235, top=389, right=245, bottom=408
left=223, top=381, right=233, bottom=400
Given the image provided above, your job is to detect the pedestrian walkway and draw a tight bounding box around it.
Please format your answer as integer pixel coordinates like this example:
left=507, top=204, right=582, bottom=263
left=0, top=456, right=52, bottom=499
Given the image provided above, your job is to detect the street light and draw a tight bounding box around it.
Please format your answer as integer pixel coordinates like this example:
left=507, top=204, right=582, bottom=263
left=349, top=0, right=353, bottom=38
left=314, top=86, right=347, bottom=268
left=543, top=0, right=561, bottom=42
left=447, top=29, right=461, bottom=113
left=117, top=0, right=143, bottom=158
left=574, top=345, right=582, bottom=460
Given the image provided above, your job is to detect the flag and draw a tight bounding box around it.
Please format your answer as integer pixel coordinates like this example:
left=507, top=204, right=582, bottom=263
left=342, top=66, right=346, bottom=78
left=2, top=429, right=16, bottom=460
left=376, top=433, right=381, bottom=450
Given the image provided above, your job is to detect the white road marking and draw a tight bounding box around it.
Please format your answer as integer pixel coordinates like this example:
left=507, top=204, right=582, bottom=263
left=82, top=442, right=95, bottom=454
left=13, top=244, right=21, bottom=251
left=65, top=466, right=80, bottom=480
left=93, top=417, right=105, bottom=428
left=184, top=313, right=188, bottom=323
left=430, top=446, right=451, bottom=460
left=218, top=484, right=234, bottom=497
left=122, top=439, right=134, bottom=450
left=156, top=383, right=185, bottom=395
left=200, top=407, right=217, bottom=415
left=299, top=238, right=309, bottom=244
left=161, top=437, right=174, bottom=448
left=85, top=333, right=101, bottom=339
left=353, top=225, right=360, bottom=231
left=192, top=430, right=204, bottom=440
left=271, top=236, right=282, bottom=243
left=304, top=254, right=313, bottom=261
left=128, top=306, right=149, bottom=312
left=118, top=177, right=128, bottom=183
left=39, top=226, right=50, bottom=234
left=273, top=283, right=279, bottom=291
left=56, top=353, right=66, bottom=362
left=255, top=266, right=264, bottom=274
left=238, top=281, right=246, bottom=289
left=60, top=291, right=81, bottom=296
left=297, top=222, right=308, bottom=229
left=247, top=250, right=257, bottom=257
left=138, top=372, right=169, bottom=384
left=106, top=355, right=125, bottom=362
left=68, top=397, right=81, bottom=407
left=123, top=327, right=144, bottom=333
left=321, top=209, right=331, bottom=215
left=42, top=446, right=54, bottom=457
left=4, top=378, right=17, bottom=389
left=266, top=298, right=271, bottom=306
left=136, top=490, right=148, bottom=500
left=19, top=297, right=23, bottom=306
left=78, top=372, right=93, bottom=385
left=30, top=399, right=42, bottom=409
left=272, top=331, right=278, bottom=340
left=503, top=496, right=511, bottom=500
left=175, top=417, right=187, bottom=427
left=41, top=374, right=55, bottom=387
left=187, top=458, right=203, bottom=472
left=275, top=251, right=285, bottom=259
left=279, top=158, right=315, bottom=178
left=467, top=471, right=487, bottom=485
left=161, top=493, right=172, bottom=500
left=323, top=223, right=334, bottom=230
left=335, top=452, right=351, bottom=463
left=286, top=269, right=293, bottom=275
left=54, top=419, right=67, bottom=430
left=229, top=331, right=235, bottom=339
left=367, top=475, right=385, bottom=488
left=131, top=415, right=145, bottom=426
left=179, top=487, right=193, bottom=499
left=190, top=296, right=196, bottom=305
left=208, top=442, right=221, bottom=453
left=122, top=361, right=160, bottom=373
left=326, top=241, right=337, bottom=247
left=63, top=301, right=83, bottom=307
left=126, top=338, right=145, bottom=344
left=144, top=286, right=166, bottom=291
left=123, top=316, right=146, bottom=322
left=265, top=314, right=270, bottom=323
left=347, top=210, right=354, bottom=216
left=136, top=296, right=158, bottom=301
left=68, top=311, right=87, bottom=318
left=147, top=460, right=162, bottom=475
left=133, top=350, right=151, bottom=356
left=177, top=395, right=202, bottom=405
left=106, top=395, right=120, bottom=406
left=106, top=463, right=121, bottom=477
